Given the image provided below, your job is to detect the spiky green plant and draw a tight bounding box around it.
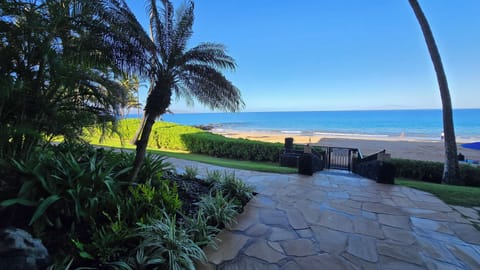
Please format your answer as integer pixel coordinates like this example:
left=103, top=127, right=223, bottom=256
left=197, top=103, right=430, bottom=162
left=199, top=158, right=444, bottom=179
left=184, top=166, right=199, bottom=180
left=184, top=209, right=220, bottom=247
left=218, top=171, right=254, bottom=206
left=137, top=154, right=173, bottom=184
left=198, top=192, right=239, bottom=228
left=137, top=213, right=206, bottom=270
left=205, top=169, right=223, bottom=185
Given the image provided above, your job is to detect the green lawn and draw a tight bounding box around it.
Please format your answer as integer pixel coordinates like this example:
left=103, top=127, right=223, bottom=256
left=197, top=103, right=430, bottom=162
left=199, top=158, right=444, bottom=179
left=149, top=149, right=297, bottom=174
left=396, top=178, right=480, bottom=207
left=95, top=144, right=297, bottom=174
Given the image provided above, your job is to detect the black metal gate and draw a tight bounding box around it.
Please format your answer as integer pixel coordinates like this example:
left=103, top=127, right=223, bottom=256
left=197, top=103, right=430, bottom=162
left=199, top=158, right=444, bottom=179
left=326, top=147, right=359, bottom=171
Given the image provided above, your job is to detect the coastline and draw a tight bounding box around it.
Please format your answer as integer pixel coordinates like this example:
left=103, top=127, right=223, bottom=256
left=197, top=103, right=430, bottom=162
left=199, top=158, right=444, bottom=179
left=212, top=129, right=480, bottom=163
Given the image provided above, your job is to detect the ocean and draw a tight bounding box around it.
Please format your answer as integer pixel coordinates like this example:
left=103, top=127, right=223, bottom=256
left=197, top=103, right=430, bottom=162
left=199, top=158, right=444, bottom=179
left=129, top=109, right=480, bottom=141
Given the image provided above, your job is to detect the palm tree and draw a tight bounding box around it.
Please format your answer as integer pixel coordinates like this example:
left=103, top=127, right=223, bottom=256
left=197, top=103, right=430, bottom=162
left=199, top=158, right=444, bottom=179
left=408, top=0, right=460, bottom=184
left=131, top=0, right=244, bottom=180
left=0, top=0, right=150, bottom=159
left=119, top=73, right=143, bottom=118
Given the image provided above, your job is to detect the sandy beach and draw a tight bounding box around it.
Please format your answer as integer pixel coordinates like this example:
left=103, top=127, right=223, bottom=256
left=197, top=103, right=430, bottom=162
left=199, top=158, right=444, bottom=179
left=213, top=130, right=480, bottom=163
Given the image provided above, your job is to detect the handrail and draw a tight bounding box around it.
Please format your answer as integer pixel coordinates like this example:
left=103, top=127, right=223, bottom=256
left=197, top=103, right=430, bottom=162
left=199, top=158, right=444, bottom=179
left=359, top=149, right=386, bottom=162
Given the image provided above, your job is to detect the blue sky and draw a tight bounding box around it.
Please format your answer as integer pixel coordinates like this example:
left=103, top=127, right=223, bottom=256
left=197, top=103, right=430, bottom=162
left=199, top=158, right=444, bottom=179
left=125, top=0, right=480, bottom=113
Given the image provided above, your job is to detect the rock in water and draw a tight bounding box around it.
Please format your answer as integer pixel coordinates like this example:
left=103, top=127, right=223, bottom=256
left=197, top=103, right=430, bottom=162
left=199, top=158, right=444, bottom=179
left=0, top=227, right=50, bottom=270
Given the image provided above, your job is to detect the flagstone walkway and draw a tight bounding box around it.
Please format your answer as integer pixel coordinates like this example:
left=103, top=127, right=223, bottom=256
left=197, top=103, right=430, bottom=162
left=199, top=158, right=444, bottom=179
left=168, top=158, right=480, bottom=270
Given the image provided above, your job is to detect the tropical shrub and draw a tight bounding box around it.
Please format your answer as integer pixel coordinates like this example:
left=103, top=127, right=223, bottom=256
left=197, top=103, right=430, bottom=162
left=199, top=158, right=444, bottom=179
left=0, top=0, right=149, bottom=160
left=216, top=171, right=254, bottom=206
left=205, top=169, right=223, bottom=185
left=184, top=166, right=199, bottom=180
left=1, top=146, right=126, bottom=232
left=0, top=142, right=255, bottom=268
left=136, top=213, right=206, bottom=270
left=185, top=209, right=220, bottom=247
left=0, top=144, right=136, bottom=265
left=158, top=181, right=183, bottom=215
left=198, top=192, right=239, bottom=228
left=137, top=154, right=173, bottom=184
left=85, top=119, right=285, bottom=162
left=182, top=132, right=283, bottom=162
left=390, top=158, right=480, bottom=186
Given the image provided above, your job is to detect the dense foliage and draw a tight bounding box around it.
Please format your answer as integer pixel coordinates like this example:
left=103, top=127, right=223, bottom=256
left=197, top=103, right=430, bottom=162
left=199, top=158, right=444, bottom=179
left=389, top=158, right=480, bottom=187
left=85, top=119, right=202, bottom=150
left=130, top=0, right=243, bottom=181
left=85, top=119, right=283, bottom=162
left=0, top=0, right=150, bottom=160
left=182, top=133, right=283, bottom=162
left=0, top=143, right=253, bottom=269
left=86, top=119, right=285, bottom=162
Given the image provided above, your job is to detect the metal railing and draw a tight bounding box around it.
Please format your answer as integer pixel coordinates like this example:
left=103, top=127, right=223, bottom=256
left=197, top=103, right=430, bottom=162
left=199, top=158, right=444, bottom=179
left=325, top=147, right=362, bottom=171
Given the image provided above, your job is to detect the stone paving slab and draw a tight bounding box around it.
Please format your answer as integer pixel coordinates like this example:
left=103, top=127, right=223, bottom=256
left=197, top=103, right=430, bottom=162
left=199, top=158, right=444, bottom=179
left=166, top=158, right=480, bottom=270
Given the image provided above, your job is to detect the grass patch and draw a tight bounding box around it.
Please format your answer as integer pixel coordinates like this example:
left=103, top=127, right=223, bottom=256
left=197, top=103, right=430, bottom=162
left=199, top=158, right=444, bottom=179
left=95, top=144, right=296, bottom=174
left=149, top=149, right=297, bottom=174
left=396, top=178, right=480, bottom=207
left=83, top=119, right=296, bottom=174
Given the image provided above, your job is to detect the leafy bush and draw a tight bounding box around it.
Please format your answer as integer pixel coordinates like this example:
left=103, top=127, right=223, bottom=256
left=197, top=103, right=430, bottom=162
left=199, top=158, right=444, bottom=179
left=136, top=213, right=206, bottom=270
left=184, top=166, right=199, bottom=180
left=390, top=158, right=480, bottom=186
left=158, top=180, right=183, bottom=215
left=0, top=144, right=137, bottom=265
left=137, top=154, right=173, bottom=183
left=1, top=141, right=254, bottom=268
left=185, top=210, right=220, bottom=247
left=198, top=192, right=239, bottom=228
left=182, top=132, right=283, bottom=162
left=85, top=119, right=286, bottom=162
left=205, top=169, right=222, bottom=184
left=212, top=171, right=254, bottom=206
left=459, top=164, right=480, bottom=187
left=1, top=146, right=125, bottom=231
left=84, top=119, right=203, bottom=151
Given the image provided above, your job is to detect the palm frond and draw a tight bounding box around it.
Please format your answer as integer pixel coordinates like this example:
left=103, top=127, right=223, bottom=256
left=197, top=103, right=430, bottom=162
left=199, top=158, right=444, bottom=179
left=180, top=43, right=237, bottom=70
left=169, top=1, right=194, bottom=64
left=146, top=0, right=169, bottom=62
left=179, top=64, right=244, bottom=112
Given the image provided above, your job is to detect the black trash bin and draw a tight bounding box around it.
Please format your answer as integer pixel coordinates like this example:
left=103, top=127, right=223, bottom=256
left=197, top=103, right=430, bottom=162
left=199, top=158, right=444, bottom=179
left=377, top=162, right=396, bottom=184
left=285, top=137, right=294, bottom=152
left=298, top=153, right=313, bottom=175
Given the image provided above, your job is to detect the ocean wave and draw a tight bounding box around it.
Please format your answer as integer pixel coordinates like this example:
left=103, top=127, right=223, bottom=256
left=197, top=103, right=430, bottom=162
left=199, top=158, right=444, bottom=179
left=313, top=132, right=389, bottom=138
left=281, top=130, right=303, bottom=134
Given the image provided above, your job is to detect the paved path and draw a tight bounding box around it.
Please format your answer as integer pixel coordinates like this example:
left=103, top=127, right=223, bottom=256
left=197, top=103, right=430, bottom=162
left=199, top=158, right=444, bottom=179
left=168, top=158, right=480, bottom=270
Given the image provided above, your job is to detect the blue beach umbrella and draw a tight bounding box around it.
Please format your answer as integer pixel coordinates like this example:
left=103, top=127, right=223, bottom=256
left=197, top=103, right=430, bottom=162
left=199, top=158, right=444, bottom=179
left=461, top=142, right=480, bottom=151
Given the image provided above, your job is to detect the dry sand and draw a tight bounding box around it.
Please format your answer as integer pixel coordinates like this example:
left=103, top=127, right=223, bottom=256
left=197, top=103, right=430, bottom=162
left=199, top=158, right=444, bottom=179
left=213, top=130, right=480, bottom=163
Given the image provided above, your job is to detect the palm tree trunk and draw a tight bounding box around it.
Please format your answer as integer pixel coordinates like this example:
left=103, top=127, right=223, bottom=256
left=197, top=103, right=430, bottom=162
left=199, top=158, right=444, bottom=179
left=408, top=0, right=460, bottom=184
left=131, top=113, right=156, bottom=181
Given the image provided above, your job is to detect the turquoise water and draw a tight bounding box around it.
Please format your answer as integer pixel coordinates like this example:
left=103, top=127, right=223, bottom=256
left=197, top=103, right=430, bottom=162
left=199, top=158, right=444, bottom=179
left=130, top=109, right=480, bottom=140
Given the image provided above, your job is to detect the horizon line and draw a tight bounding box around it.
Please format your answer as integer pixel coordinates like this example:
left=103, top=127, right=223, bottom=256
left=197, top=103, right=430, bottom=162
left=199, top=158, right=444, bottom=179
left=168, top=107, right=480, bottom=114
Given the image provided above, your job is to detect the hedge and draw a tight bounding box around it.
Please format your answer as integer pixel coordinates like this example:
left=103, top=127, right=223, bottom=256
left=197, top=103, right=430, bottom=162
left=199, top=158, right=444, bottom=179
left=85, top=119, right=285, bottom=162
left=182, top=132, right=283, bottom=162
left=84, top=119, right=203, bottom=150
left=389, top=158, right=480, bottom=187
